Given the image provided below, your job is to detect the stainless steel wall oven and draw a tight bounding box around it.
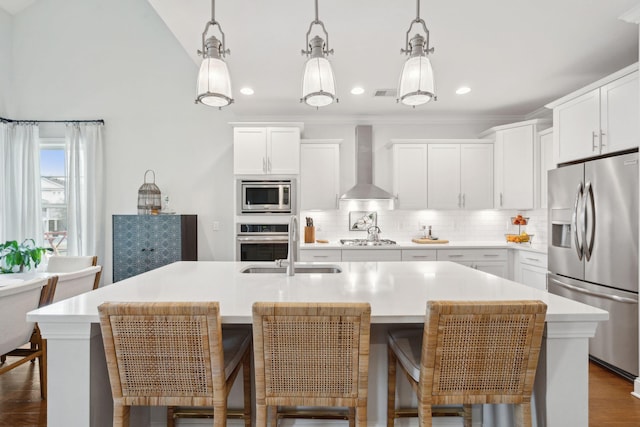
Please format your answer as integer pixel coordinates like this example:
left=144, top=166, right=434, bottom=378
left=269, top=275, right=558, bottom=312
left=236, top=223, right=289, bottom=261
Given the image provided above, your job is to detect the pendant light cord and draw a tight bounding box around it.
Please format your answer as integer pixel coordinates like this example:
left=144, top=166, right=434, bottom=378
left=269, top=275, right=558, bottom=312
left=211, top=0, right=216, bottom=24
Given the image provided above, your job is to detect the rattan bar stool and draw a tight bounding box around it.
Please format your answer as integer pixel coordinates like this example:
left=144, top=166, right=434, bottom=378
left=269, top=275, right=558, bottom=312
left=252, top=302, right=371, bottom=427
left=387, top=300, right=547, bottom=427
left=98, top=302, right=251, bottom=427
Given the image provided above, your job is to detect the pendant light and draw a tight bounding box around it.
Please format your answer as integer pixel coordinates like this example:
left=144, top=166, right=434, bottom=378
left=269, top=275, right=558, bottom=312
left=195, top=0, right=233, bottom=108
left=397, top=0, right=436, bottom=107
left=301, top=0, right=337, bottom=108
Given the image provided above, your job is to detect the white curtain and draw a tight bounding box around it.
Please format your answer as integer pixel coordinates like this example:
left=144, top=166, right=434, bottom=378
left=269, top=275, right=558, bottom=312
left=0, top=122, right=43, bottom=244
left=65, top=123, right=105, bottom=262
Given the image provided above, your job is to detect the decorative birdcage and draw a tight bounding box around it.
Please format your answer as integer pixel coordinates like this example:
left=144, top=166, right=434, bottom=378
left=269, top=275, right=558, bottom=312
left=137, top=170, right=162, bottom=214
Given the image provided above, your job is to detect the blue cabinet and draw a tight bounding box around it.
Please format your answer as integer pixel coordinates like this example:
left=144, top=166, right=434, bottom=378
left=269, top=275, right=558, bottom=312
left=112, top=215, right=197, bottom=282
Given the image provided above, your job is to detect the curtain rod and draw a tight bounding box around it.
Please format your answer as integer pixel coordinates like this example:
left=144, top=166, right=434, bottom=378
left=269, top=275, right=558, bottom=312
left=0, top=116, right=104, bottom=125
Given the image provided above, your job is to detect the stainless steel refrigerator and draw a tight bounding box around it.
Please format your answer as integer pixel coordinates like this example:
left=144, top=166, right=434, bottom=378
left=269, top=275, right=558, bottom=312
left=548, top=151, right=639, bottom=380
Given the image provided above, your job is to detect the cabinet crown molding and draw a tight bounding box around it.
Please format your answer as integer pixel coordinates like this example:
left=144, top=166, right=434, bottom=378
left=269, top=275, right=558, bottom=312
left=479, top=118, right=551, bottom=138
left=544, top=63, right=639, bottom=109
left=229, top=122, right=304, bottom=132
left=386, top=138, right=492, bottom=149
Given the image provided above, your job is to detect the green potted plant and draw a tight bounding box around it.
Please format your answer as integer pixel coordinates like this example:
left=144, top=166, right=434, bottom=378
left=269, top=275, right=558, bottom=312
left=0, top=239, right=52, bottom=273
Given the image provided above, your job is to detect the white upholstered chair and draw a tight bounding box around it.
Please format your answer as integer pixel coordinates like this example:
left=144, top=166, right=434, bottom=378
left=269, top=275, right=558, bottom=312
left=46, top=255, right=97, bottom=272
left=0, top=276, right=57, bottom=399
left=50, top=265, right=102, bottom=303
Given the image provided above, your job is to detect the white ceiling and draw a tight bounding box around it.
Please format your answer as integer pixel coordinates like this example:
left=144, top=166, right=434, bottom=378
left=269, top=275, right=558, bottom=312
left=147, top=0, right=639, bottom=119
left=2, top=1, right=639, bottom=119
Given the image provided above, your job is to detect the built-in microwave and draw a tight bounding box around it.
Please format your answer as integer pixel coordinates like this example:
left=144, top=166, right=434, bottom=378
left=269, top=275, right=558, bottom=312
left=239, top=180, right=295, bottom=214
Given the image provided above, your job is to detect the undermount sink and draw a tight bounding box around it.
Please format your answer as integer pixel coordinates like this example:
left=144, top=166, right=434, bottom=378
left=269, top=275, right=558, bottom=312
left=240, top=264, right=342, bottom=274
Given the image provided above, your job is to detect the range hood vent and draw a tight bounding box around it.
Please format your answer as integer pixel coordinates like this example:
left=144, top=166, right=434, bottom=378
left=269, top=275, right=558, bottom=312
left=339, top=125, right=396, bottom=210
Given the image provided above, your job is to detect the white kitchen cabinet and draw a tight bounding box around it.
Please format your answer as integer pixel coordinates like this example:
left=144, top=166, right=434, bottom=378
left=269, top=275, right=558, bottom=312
left=234, top=126, right=300, bottom=175
left=516, top=249, right=548, bottom=291
left=547, top=66, right=638, bottom=164
left=299, top=249, right=341, bottom=262
left=401, top=249, right=437, bottom=261
left=392, top=144, right=428, bottom=209
left=538, top=128, right=554, bottom=209
left=341, top=249, right=401, bottom=262
left=437, top=248, right=508, bottom=278
left=427, top=143, right=493, bottom=209
left=481, top=119, right=549, bottom=210
left=300, top=141, right=340, bottom=210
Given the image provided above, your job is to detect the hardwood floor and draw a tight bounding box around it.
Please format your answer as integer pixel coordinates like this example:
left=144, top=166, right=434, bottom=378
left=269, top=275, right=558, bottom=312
left=1, top=359, right=639, bottom=426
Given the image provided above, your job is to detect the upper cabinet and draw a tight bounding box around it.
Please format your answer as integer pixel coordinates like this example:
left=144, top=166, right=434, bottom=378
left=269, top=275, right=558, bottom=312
left=390, top=140, right=492, bottom=210
left=392, top=143, right=428, bottom=209
left=233, top=125, right=302, bottom=175
left=300, top=140, right=341, bottom=210
left=546, top=64, right=639, bottom=164
left=480, top=119, right=550, bottom=210
left=537, top=128, right=554, bottom=209
left=427, top=143, right=493, bottom=209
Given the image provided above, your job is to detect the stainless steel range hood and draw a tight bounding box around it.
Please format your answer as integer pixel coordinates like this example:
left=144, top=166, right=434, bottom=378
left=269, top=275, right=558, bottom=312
left=339, top=125, right=396, bottom=210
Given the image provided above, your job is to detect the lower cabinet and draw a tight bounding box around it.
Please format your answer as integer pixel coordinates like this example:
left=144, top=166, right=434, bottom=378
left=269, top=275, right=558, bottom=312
left=341, top=249, right=401, bottom=262
left=437, top=248, right=509, bottom=278
left=300, top=247, right=547, bottom=284
left=516, top=250, right=548, bottom=290
left=112, top=214, right=197, bottom=282
left=299, top=249, right=342, bottom=262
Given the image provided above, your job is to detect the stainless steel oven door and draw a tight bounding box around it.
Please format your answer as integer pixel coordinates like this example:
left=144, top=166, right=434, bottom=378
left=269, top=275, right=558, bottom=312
left=236, top=236, right=289, bottom=261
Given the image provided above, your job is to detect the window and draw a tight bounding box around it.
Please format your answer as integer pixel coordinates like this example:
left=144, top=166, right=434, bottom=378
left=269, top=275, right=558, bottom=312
left=40, top=138, right=67, bottom=255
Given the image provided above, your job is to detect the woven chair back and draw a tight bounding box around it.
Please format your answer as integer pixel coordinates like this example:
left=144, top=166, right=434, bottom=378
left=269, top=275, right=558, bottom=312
left=99, top=302, right=225, bottom=407
left=420, top=300, right=547, bottom=406
left=253, top=302, right=371, bottom=407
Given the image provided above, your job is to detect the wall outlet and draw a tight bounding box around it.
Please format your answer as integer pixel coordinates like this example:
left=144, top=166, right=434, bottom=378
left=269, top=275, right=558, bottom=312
left=213, top=221, right=220, bottom=231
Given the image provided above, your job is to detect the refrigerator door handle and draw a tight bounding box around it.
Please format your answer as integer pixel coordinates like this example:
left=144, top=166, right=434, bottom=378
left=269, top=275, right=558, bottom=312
left=572, top=182, right=584, bottom=261
left=549, top=277, right=638, bottom=304
left=584, top=181, right=595, bottom=261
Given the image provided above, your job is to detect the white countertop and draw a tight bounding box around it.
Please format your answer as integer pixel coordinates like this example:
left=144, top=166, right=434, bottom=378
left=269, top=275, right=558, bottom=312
left=28, top=261, right=602, bottom=325
left=302, top=240, right=548, bottom=254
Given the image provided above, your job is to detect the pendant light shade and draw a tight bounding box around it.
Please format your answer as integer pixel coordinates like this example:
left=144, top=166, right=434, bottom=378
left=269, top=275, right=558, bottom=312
left=195, top=0, right=233, bottom=108
left=196, top=52, right=233, bottom=107
left=398, top=49, right=435, bottom=106
left=301, top=39, right=336, bottom=107
left=397, top=0, right=436, bottom=107
left=301, top=0, right=337, bottom=108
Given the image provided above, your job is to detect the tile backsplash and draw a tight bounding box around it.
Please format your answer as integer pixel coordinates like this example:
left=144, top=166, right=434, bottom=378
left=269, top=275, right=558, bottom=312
left=301, top=209, right=548, bottom=245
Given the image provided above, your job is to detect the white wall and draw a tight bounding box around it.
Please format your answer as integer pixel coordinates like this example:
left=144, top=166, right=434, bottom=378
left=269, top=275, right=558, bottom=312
left=0, top=7, right=12, bottom=116
left=11, top=0, right=237, bottom=283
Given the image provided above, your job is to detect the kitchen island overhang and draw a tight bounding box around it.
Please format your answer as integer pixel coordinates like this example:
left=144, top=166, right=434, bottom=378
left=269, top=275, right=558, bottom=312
left=28, top=261, right=608, bottom=427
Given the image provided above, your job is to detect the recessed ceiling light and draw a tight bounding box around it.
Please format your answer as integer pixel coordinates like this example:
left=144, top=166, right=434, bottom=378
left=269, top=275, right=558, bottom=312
left=350, top=86, right=365, bottom=95
left=240, top=87, right=254, bottom=95
left=456, top=86, right=471, bottom=95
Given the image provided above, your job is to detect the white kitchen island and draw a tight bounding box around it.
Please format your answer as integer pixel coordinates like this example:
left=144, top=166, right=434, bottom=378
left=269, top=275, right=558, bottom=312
left=28, top=261, right=607, bottom=427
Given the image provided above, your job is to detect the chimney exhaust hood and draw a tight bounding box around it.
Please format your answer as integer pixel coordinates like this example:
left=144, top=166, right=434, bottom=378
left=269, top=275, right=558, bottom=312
left=339, top=125, right=396, bottom=210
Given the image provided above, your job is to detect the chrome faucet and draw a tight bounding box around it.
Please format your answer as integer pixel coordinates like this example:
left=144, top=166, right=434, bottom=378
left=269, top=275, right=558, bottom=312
left=275, top=215, right=298, bottom=275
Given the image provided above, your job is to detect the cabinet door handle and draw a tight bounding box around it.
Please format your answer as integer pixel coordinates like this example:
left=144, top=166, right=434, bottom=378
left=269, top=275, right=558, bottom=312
left=268, top=157, right=272, bottom=172
left=448, top=254, right=464, bottom=258
left=141, top=248, right=146, bottom=252
left=600, top=130, right=606, bottom=149
left=149, top=248, right=154, bottom=252
left=499, top=192, right=503, bottom=207
left=592, top=131, right=598, bottom=152
left=525, top=257, right=541, bottom=262
left=313, top=255, right=329, bottom=258
left=335, top=194, right=338, bottom=209
left=458, top=193, right=461, bottom=208
left=483, top=254, right=499, bottom=257
left=462, top=193, right=465, bottom=208
left=263, top=157, right=267, bottom=173
left=412, top=255, right=431, bottom=259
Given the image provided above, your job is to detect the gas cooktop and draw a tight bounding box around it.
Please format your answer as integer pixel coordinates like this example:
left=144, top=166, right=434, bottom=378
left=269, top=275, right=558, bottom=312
left=340, top=239, right=397, bottom=246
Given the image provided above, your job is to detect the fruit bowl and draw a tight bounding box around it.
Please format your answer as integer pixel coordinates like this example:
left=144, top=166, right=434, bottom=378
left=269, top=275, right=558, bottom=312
left=505, top=233, right=534, bottom=244
left=511, top=216, right=529, bottom=225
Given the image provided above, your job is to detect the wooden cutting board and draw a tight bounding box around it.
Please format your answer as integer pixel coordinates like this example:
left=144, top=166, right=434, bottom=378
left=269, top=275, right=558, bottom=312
left=412, top=238, right=449, bottom=244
